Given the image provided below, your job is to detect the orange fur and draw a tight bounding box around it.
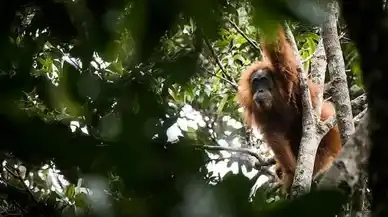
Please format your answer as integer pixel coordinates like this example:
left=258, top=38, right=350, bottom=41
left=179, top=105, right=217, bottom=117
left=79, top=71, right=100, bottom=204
left=237, top=26, right=342, bottom=193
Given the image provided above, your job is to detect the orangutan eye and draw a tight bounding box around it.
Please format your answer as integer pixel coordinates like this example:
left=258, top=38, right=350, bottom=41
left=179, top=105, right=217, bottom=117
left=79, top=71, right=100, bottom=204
left=252, top=78, right=260, bottom=87
left=252, top=77, right=269, bottom=88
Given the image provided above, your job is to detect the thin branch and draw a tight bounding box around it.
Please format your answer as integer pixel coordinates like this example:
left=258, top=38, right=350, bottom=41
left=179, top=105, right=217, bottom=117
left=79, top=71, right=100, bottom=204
left=249, top=169, right=278, bottom=198
left=196, top=115, right=273, bottom=174
left=309, top=37, right=327, bottom=117
left=318, top=115, right=338, bottom=137
left=200, top=145, right=266, bottom=164
left=202, top=32, right=236, bottom=86
left=351, top=93, right=367, bottom=117
left=204, top=157, right=235, bottom=165
left=204, top=68, right=238, bottom=90
left=323, top=81, right=334, bottom=97
left=254, top=158, right=276, bottom=168
left=4, top=165, right=38, bottom=203
left=352, top=93, right=367, bottom=106
left=284, top=23, right=303, bottom=65
left=228, top=19, right=261, bottom=52
left=353, top=108, right=368, bottom=126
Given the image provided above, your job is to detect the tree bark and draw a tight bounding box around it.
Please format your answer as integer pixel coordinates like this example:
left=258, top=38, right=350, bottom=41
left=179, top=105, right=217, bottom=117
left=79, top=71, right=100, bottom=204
left=310, top=37, right=327, bottom=117
left=351, top=94, right=367, bottom=116
left=284, top=24, right=318, bottom=195
left=318, top=114, right=369, bottom=190
left=322, top=0, right=355, bottom=144
left=339, top=0, right=388, bottom=216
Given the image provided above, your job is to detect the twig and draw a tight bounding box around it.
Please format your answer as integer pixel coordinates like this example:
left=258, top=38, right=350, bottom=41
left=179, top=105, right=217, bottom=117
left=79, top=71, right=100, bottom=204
left=353, top=108, right=368, bottom=126
left=204, top=68, right=238, bottom=90
left=352, top=93, right=366, bottom=103
left=284, top=23, right=303, bottom=64
left=204, top=157, right=235, bottom=165
left=254, top=158, right=276, bottom=168
left=202, top=31, right=237, bottom=86
left=199, top=145, right=266, bottom=164
left=309, top=37, right=327, bottom=117
left=351, top=93, right=367, bottom=111
left=256, top=165, right=277, bottom=181
left=318, top=115, right=337, bottom=137
left=228, top=19, right=261, bottom=52
left=4, top=165, right=38, bottom=203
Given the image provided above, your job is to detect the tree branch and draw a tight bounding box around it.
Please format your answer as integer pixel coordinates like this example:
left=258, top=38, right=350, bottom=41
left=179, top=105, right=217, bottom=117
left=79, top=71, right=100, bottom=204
left=339, top=0, right=388, bottom=215
left=322, top=0, right=355, bottom=144
left=200, top=145, right=266, bottom=164
left=228, top=20, right=261, bottom=52
left=351, top=93, right=367, bottom=116
left=318, top=114, right=369, bottom=190
left=353, top=108, right=368, bottom=126
left=254, top=158, right=276, bottom=168
left=4, top=164, right=37, bottom=203
left=284, top=23, right=322, bottom=196
left=202, top=33, right=237, bottom=87
left=204, top=68, right=238, bottom=90
left=309, top=37, right=327, bottom=117
left=317, top=115, right=338, bottom=137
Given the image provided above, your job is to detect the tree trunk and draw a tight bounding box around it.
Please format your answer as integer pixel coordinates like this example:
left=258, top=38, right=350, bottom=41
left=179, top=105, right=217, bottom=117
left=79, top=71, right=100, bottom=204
left=339, top=0, right=388, bottom=216
left=322, top=0, right=355, bottom=144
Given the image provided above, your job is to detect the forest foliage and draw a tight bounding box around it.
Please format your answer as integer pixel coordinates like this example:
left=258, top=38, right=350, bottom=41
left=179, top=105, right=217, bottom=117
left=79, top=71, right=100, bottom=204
left=0, top=0, right=364, bottom=216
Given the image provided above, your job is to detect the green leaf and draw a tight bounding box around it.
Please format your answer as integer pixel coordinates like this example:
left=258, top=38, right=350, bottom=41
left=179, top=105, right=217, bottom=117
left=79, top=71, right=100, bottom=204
left=217, top=95, right=228, bottom=114
left=108, top=61, right=124, bottom=74
left=65, top=184, right=76, bottom=199
left=186, top=126, right=196, bottom=133
left=74, top=192, right=89, bottom=209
